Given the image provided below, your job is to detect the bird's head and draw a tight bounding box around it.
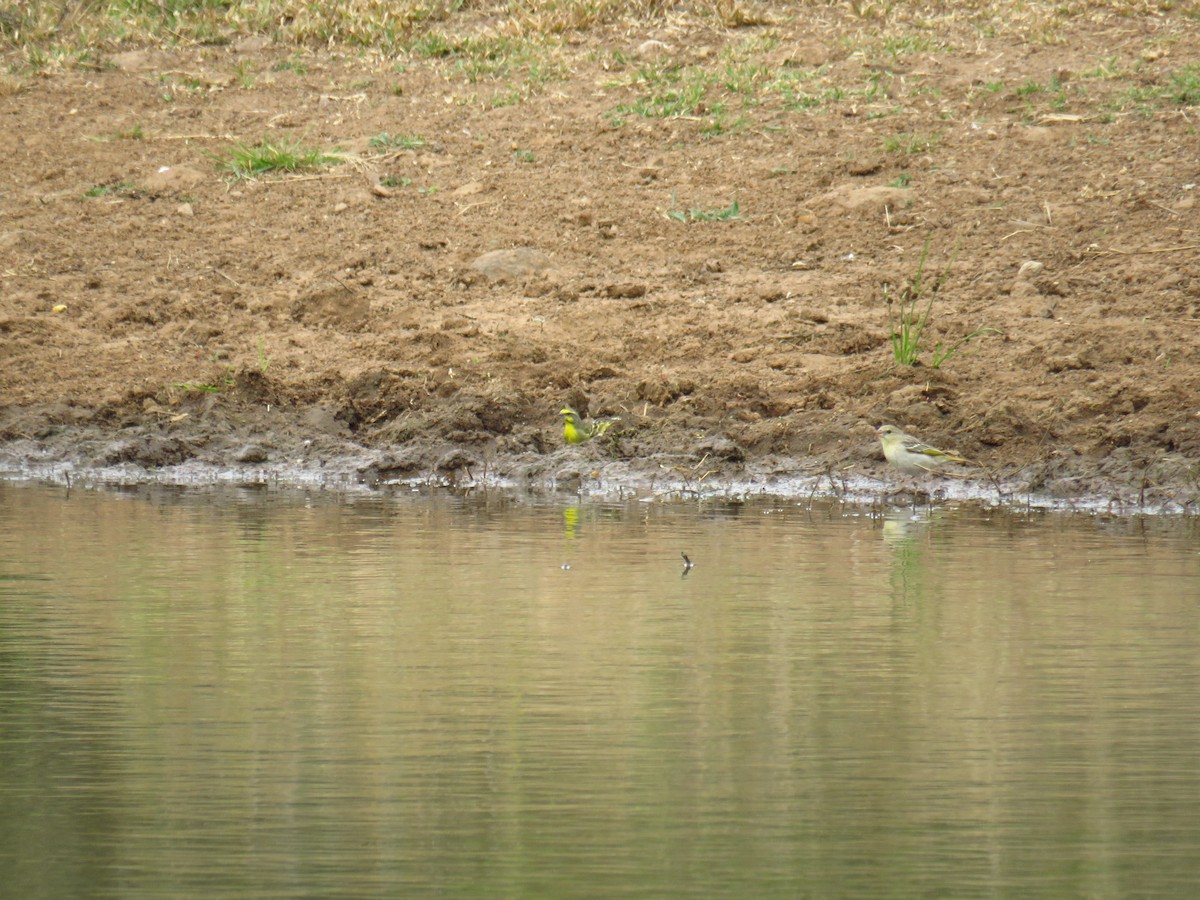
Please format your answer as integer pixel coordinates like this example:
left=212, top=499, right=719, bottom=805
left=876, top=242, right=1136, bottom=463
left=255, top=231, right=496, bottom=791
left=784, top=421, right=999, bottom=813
left=560, top=408, right=580, bottom=424
left=875, top=424, right=900, bottom=438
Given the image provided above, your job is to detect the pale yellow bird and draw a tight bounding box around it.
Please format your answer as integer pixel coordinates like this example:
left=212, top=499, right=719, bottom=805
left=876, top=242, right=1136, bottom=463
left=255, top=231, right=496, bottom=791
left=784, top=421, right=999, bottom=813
left=875, top=424, right=967, bottom=475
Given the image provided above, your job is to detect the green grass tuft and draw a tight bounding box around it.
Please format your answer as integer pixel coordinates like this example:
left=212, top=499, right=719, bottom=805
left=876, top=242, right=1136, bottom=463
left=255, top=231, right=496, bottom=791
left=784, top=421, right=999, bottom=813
left=368, top=132, right=427, bottom=151
left=886, top=237, right=956, bottom=367
left=882, top=132, right=938, bottom=154
left=1166, top=64, right=1200, bottom=105
left=886, top=238, right=1001, bottom=368
left=667, top=199, right=741, bottom=223
left=215, top=138, right=342, bottom=179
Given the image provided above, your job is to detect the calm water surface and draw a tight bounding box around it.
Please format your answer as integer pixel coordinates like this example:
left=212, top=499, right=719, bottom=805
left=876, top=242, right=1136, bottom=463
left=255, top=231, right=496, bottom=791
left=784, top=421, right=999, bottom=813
left=1, top=481, right=1198, bottom=898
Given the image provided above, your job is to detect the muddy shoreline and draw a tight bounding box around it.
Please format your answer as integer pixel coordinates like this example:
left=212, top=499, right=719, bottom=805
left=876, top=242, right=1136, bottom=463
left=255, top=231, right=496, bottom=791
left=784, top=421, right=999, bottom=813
left=2, top=400, right=1194, bottom=514
left=3, top=12, right=1199, bottom=514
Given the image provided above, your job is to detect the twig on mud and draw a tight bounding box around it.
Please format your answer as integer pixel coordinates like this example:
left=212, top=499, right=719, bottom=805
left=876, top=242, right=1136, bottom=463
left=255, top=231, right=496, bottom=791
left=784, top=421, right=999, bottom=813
left=327, top=275, right=355, bottom=294
left=209, top=267, right=241, bottom=287
left=455, top=201, right=499, bottom=217
left=1088, top=244, right=1199, bottom=256
left=253, top=173, right=356, bottom=184
left=1000, top=229, right=1037, bottom=241
left=1006, top=218, right=1054, bottom=232
left=1146, top=200, right=1180, bottom=217
left=319, top=94, right=367, bottom=105
left=975, top=461, right=1008, bottom=501
left=154, top=133, right=237, bottom=141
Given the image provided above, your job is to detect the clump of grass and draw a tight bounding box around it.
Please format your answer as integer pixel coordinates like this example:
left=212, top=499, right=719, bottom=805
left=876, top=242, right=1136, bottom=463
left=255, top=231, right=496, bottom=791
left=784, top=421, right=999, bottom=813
left=216, top=137, right=342, bottom=179
left=607, top=61, right=745, bottom=124
left=170, top=369, right=236, bottom=394
left=368, top=132, right=427, bottom=151
left=232, top=60, right=256, bottom=89
left=616, top=75, right=710, bottom=119
left=885, top=238, right=953, bottom=366
left=488, top=87, right=524, bottom=108
left=721, top=62, right=771, bottom=96
left=882, top=132, right=937, bottom=154
left=84, top=180, right=141, bottom=198
left=666, top=199, right=741, bottom=223
left=0, top=72, right=26, bottom=95
left=1166, top=64, right=1200, bottom=105
left=879, top=33, right=942, bottom=58
left=886, top=239, right=1001, bottom=368
left=271, top=57, right=308, bottom=75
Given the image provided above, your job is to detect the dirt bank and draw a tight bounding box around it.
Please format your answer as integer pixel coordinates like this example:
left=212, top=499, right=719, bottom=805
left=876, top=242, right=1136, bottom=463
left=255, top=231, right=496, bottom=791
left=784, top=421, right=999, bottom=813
left=2, top=8, right=1199, bottom=509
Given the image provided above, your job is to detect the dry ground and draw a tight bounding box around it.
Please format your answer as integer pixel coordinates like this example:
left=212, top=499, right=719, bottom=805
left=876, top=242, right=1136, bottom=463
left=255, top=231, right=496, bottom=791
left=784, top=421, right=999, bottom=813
left=2, top=4, right=1199, bottom=506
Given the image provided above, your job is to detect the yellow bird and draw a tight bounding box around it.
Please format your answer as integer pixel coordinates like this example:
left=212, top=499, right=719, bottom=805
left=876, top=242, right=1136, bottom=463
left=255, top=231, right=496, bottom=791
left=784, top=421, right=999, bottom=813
left=560, top=407, right=618, bottom=444
left=875, top=424, right=967, bottom=475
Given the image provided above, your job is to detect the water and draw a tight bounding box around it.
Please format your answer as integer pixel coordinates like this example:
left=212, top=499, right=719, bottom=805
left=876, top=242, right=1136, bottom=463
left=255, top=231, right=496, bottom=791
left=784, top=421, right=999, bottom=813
left=1, top=481, right=1198, bottom=898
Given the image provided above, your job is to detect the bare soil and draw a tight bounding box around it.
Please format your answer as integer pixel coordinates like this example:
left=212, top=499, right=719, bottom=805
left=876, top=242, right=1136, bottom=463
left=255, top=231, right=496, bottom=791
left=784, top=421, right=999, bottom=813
left=2, top=10, right=1199, bottom=508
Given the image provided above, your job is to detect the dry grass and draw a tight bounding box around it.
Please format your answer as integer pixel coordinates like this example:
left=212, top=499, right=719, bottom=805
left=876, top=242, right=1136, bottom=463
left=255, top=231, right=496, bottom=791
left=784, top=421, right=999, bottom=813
left=0, top=0, right=1190, bottom=78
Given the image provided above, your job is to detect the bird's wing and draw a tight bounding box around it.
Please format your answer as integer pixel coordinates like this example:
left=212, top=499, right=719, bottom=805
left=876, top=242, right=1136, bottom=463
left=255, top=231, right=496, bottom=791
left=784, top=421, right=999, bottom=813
left=901, top=436, right=943, bottom=456
left=905, top=436, right=967, bottom=463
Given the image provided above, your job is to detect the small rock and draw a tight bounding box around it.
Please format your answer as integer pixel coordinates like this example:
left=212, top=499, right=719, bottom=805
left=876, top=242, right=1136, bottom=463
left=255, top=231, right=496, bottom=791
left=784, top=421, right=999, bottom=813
left=1046, top=352, right=1094, bottom=373
left=693, top=434, right=745, bottom=463
left=235, top=444, right=269, bottom=464
left=436, top=449, right=476, bottom=474
left=143, top=164, right=207, bottom=193
left=809, top=184, right=912, bottom=212
left=1017, top=260, right=1044, bottom=280
left=358, top=448, right=429, bottom=485
left=233, top=35, right=270, bottom=53
left=440, top=314, right=479, bottom=336
left=469, top=247, right=553, bottom=282
left=635, top=40, right=672, bottom=60
left=108, top=50, right=153, bottom=71
left=604, top=282, right=647, bottom=299
left=1017, top=126, right=1056, bottom=143
left=847, top=157, right=883, bottom=177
